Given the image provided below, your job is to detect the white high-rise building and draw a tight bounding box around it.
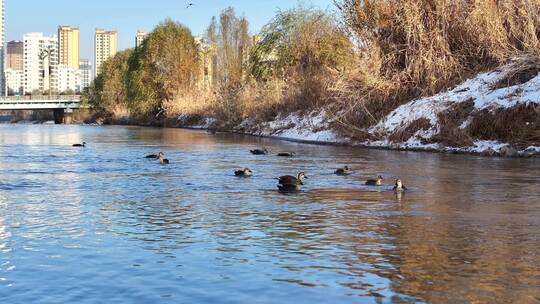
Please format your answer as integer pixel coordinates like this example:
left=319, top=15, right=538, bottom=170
left=23, top=33, right=59, bottom=95
left=57, top=65, right=81, bottom=93
left=135, top=31, right=147, bottom=48
left=79, top=59, right=92, bottom=90
left=1, top=0, right=6, bottom=95
left=5, top=68, right=23, bottom=96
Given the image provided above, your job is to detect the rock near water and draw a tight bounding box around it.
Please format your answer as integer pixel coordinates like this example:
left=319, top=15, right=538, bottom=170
left=522, top=147, right=539, bottom=158
left=481, top=148, right=497, bottom=157
left=500, top=145, right=518, bottom=157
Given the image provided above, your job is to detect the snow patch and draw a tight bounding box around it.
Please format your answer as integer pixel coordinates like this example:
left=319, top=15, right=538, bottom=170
left=250, top=109, right=342, bottom=143
left=468, top=140, right=508, bottom=153
left=524, top=146, right=540, bottom=153
left=177, top=114, right=216, bottom=129
left=371, top=61, right=539, bottom=137
left=363, top=59, right=539, bottom=156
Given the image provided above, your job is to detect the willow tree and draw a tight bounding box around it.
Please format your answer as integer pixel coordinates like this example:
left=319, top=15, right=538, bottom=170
left=205, top=16, right=219, bottom=87
left=82, top=49, right=133, bottom=119
left=217, top=8, right=251, bottom=87
left=204, top=9, right=251, bottom=89
left=126, top=19, right=200, bottom=118
left=203, top=8, right=252, bottom=121
left=248, top=6, right=353, bottom=109
left=250, top=7, right=353, bottom=80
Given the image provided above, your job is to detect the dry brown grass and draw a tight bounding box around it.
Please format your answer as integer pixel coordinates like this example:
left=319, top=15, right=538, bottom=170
left=280, top=70, right=336, bottom=113
left=209, top=68, right=338, bottom=128
left=467, top=103, right=540, bottom=149
left=110, top=106, right=130, bottom=120
left=389, top=118, right=432, bottom=142
left=237, top=79, right=285, bottom=123
left=165, top=90, right=216, bottom=118
left=431, top=99, right=475, bottom=147
left=332, top=0, right=540, bottom=135
left=492, top=58, right=540, bottom=89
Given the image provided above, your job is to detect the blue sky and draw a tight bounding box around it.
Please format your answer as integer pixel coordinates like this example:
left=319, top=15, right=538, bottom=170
left=6, top=0, right=336, bottom=61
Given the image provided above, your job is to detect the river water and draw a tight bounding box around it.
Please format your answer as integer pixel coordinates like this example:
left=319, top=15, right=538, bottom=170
left=0, top=124, right=539, bottom=303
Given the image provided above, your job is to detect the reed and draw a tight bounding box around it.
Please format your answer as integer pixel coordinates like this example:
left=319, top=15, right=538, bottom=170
left=333, top=0, right=540, bottom=132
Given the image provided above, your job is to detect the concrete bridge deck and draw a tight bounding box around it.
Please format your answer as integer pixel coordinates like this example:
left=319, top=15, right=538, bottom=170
left=0, top=95, right=84, bottom=124
left=0, top=95, right=82, bottom=110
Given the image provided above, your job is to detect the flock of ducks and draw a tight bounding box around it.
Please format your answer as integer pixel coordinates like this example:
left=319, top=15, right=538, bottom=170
left=247, top=147, right=407, bottom=192
left=72, top=143, right=407, bottom=193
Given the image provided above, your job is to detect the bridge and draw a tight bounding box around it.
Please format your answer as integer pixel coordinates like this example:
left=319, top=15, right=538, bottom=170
left=0, top=95, right=83, bottom=124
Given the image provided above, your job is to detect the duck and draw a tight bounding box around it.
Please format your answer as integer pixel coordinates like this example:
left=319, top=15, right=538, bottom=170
left=393, top=179, right=408, bottom=191
left=334, top=166, right=352, bottom=176
left=72, top=142, right=86, bottom=147
left=250, top=148, right=269, bottom=155
left=145, top=152, right=163, bottom=159
left=277, top=152, right=296, bottom=157
left=234, top=168, right=253, bottom=177
left=158, top=154, right=170, bottom=165
left=277, top=172, right=308, bottom=192
left=365, top=175, right=384, bottom=186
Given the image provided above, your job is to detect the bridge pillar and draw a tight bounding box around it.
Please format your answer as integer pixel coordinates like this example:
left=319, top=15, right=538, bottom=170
left=63, top=109, right=74, bottom=124
left=53, top=109, right=65, bottom=124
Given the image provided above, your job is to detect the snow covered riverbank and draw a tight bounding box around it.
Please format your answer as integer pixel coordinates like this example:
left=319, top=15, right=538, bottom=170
left=179, top=58, right=539, bottom=157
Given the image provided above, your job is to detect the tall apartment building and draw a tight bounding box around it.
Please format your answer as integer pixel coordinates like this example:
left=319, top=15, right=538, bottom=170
left=7, top=41, right=24, bottom=70
left=5, top=69, right=23, bottom=95
left=95, top=29, right=118, bottom=75
left=6, top=40, right=24, bottom=95
left=0, top=0, right=6, bottom=95
left=79, top=59, right=92, bottom=90
left=57, top=65, right=81, bottom=93
left=58, top=25, right=80, bottom=69
left=135, top=31, right=147, bottom=48
left=23, top=33, right=59, bottom=95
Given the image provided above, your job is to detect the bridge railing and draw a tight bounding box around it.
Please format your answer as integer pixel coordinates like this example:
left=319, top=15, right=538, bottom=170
left=0, top=95, right=81, bottom=102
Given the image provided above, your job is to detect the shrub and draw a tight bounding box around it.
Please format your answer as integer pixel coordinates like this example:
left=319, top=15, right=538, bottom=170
left=83, top=49, right=132, bottom=120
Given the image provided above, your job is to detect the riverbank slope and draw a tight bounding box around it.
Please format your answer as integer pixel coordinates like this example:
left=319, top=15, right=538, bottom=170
left=177, top=59, right=539, bottom=157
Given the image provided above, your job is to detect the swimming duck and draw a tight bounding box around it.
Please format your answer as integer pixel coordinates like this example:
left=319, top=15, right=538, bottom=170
left=365, top=175, right=383, bottom=186
left=393, top=179, right=408, bottom=191
left=250, top=148, right=269, bottom=155
left=277, top=172, right=308, bottom=191
left=145, top=152, right=163, bottom=159
left=72, top=142, right=86, bottom=147
left=158, top=154, right=170, bottom=165
left=277, top=152, right=296, bottom=157
left=335, top=166, right=352, bottom=176
left=235, top=168, right=253, bottom=177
